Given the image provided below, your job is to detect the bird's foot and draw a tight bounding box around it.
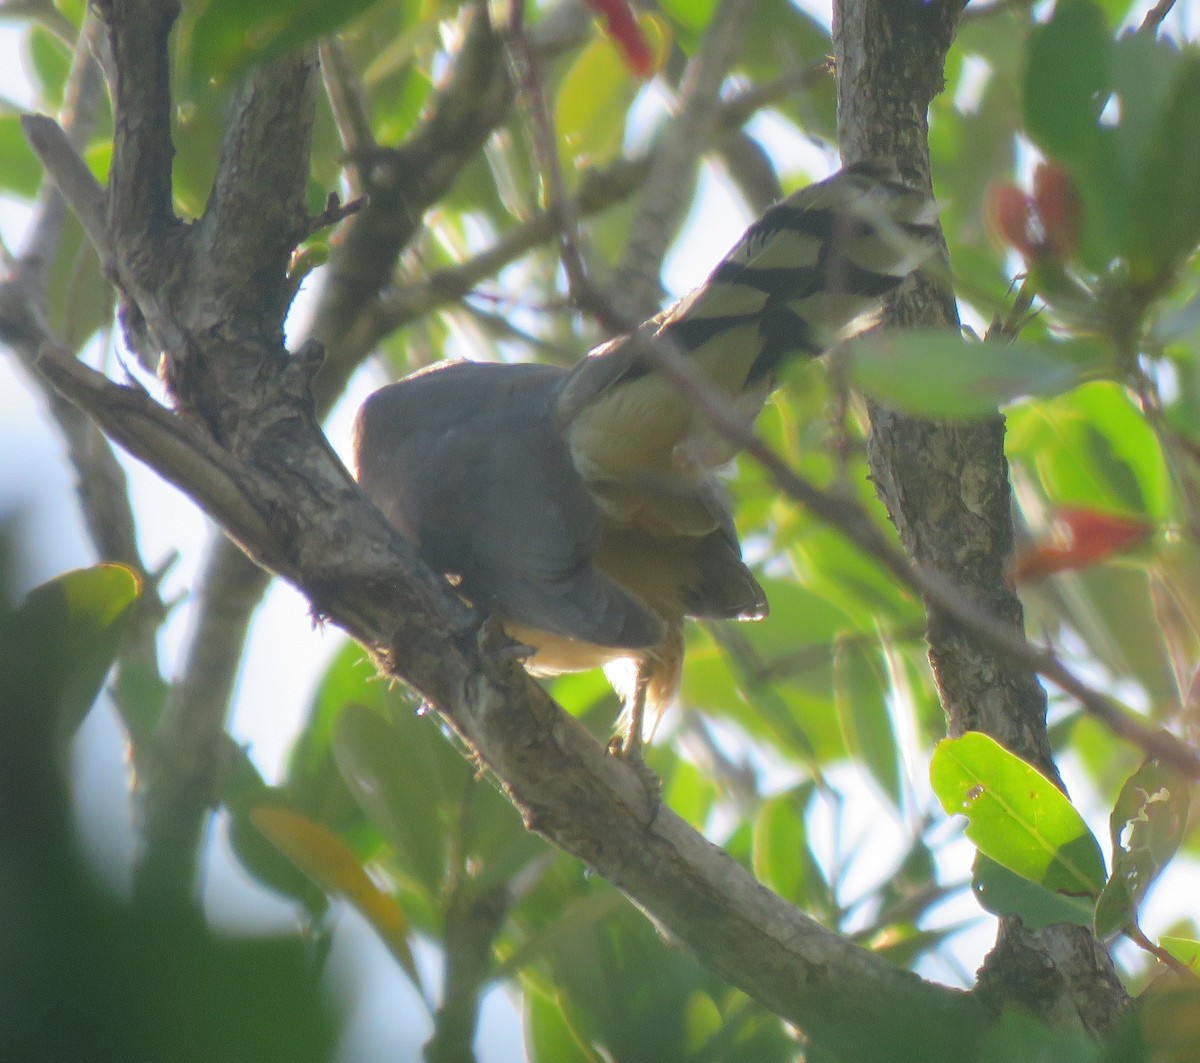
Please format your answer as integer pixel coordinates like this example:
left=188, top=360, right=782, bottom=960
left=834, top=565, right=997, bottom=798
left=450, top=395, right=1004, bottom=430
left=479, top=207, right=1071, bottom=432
left=475, top=614, right=534, bottom=662
left=608, top=733, right=663, bottom=814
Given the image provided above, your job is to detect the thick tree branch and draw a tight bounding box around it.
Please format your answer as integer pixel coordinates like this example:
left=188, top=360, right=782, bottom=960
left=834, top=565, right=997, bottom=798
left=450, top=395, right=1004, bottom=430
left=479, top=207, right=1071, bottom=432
left=62, top=1, right=327, bottom=909
left=424, top=882, right=511, bottom=1063
left=17, top=4, right=1153, bottom=1052
left=27, top=49, right=990, bottom=1050
left=190, top=52, right=321, bottom=341
left=833, top=0, right=1128, bottom=1035
left=33, top=304, right=985, bottom=1063
left=103, top=0, right=181, bottom=281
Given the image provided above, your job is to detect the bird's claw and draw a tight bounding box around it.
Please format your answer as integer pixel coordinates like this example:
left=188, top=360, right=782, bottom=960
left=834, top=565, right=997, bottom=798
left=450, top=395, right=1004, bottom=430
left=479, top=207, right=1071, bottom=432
left=608, top=734, right=663, bottom=814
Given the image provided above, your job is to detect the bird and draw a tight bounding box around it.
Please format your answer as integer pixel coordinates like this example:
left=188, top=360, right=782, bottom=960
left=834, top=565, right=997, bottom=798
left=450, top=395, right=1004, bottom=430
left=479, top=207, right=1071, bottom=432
left=353, top=162, right=938, bottom=758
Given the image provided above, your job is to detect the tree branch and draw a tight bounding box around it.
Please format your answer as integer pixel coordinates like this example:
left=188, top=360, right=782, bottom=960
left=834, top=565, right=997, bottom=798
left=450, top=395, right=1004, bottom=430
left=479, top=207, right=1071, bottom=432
left=2, top=15, right=165, bottom=736
left=610, top=0, right=755, bottom=322
left=424, top=882, right=511, bottom=1063
left=103, top=0, right=180, bottom=266
left=34, top=305, right=987, bottom=1063
left=832, top=0, right=1128, bottom=1034
left=309, top=2, right=513, bottom=407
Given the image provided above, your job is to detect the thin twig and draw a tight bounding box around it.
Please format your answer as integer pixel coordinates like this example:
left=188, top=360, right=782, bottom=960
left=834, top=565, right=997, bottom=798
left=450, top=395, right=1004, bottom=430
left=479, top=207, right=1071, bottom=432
left=503, top=2, right=599, bottom=317
left=20, top=114, right=111, bottom=265
left=369, top=61, right=817, bottom=348
left=622, top=327, right=1200, bottom=780
left=1140, top=0, right=1179, bottom=34
left=1125, top=921, right=1197, bottom=979
left=318, top=37, right=376, bottom=197
left=3, top=15, right=166, bottom=736
left=611, top=0, right=755, bottom=322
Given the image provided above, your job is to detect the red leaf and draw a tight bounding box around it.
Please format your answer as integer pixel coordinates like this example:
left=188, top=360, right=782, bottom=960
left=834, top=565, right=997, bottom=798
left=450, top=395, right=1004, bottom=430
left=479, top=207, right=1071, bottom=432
left=986, top=182, right=1039, bottom=259
left=986, top=166, right=1084, bottom=264
left=1033, top=163, right=1083, bottom=262
left=1010, top=507, right=1153, bottom=583
left=583, top=0, right=655, bottom=78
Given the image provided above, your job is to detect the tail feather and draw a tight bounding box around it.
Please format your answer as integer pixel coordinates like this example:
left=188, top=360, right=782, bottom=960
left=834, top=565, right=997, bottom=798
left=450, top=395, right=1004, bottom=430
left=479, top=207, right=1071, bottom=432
left=561, top=163, right=939, bottom=482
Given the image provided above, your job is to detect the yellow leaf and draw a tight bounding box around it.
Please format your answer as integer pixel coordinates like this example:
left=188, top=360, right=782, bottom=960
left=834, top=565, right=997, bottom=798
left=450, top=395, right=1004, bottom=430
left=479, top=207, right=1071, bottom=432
left=250, top=806, right=422, bottom=992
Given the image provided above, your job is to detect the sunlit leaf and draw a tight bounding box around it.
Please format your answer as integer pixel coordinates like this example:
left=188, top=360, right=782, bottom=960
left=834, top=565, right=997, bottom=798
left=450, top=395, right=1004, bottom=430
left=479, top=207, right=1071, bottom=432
left=658, top=0, right=717, bottom=37
left=931, top=732, right=1107, bottom=895
left=0, top=564, right=141, bottom=744
left=581, top=0, right=659, bottom=78
left=28, top=27, right=71, bottom=106
left=1159, top=936, right=1200, bottom=971
left=1007, top=382, right=1170, bottom=520
left=682, top=991, right=722, bottom=1055
left=250, top=805, right=422, bottom=991
left=524, top=982, right=596, bottom=1063
left=846, top=330, right=1111, bottom=419
left=555, top=14, right=669, bottom=176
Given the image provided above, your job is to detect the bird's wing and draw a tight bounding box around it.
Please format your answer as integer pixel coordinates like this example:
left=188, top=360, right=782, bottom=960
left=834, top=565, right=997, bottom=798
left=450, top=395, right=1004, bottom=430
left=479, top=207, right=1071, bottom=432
left=353, top=165, right=934, bottom=655
left=559, top=163, right=939, bottom=484
left=353, top=361, right=664, bottom=649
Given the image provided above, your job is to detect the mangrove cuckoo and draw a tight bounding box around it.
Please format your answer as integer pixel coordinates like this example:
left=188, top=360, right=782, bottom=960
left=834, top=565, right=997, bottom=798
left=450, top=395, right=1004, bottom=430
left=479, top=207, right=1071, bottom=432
left=353, top=162, right=938, bottom=755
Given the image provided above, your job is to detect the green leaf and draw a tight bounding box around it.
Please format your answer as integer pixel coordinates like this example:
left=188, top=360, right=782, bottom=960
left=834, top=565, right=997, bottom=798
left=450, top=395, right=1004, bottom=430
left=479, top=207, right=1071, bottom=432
left=1094, top=760, right=1190, bottom=939
left=1159, top=936, right=1200, bottom=970
left=187, top=0, right=384, bottom=87
left=660, top=757, right=717, bottom=829
left=1109, top=30, right=1183, bottom=195
left=555, top=16, right=668, bottom=178
left=28, top=26, right=72, bottom=109
left=682, top=991, right=722, bottom=1055
left=279, top=640, right=385, bottom=845
left=110, top=660, right=169, bottom=748
left=931, top=732, right=1107, bottom=896
left=524, top=984, right=597, bottom=1063
left=0, top=565, right=141, bottom=744
left=1125, top=53, right=1200, bottom=287
left=834, top=637, right=901, bottom=806
left=1022, top=1, right=1131, bottom=271
left=751, top=786, right=825, bottom=912
left=979, top=1008, right=1100, bottom=1063
left=0, top=114, right=45, bottom=198
left=42, top=211, right=115, bottom=348
left=1108, top=984, right=1200, bottom=1063
left=846, top=331, right=1110, bottom=419
left=659, top=0, right=717, bottom=37
left=1007, top=382, right=1170, bottom=520
left=332, top=701, right=458, bottom=899
left=972, top=854, right=1095, bottom=929
left=1023, top=0, right=1111, bottom=162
